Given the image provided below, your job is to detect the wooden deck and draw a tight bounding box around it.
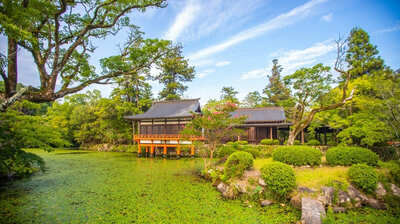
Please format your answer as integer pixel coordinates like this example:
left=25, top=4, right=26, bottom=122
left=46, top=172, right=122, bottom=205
left=133, top=134, right=204, bottom=157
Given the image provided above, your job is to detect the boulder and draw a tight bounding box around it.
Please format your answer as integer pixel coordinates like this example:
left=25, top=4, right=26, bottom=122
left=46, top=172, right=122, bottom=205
left=260, top=200, right=273, bottom=207
left=298, top=186, right=317, bottom=194
left=234, top=180, right=248, bottom=193
left=376, top=182, right=387, bottom=199
left=290, top=194, right=302, bottom=209
left=217, top=182, right=228, bottom=193
left=301, top=197, right=326, bottom=224
left=347, top=185, right=368, bottom=203
left=338, top=190, right=351, bottom=205
left=243, top=170, right=261, bottom=180
left=320, top=187, right=334, bottom=206
left=367, top=198, right=386, bottom=210
left=258, top=178, right=266, bottom=187
left=391, top=184, right=400, bottom=197
left=333, top=206, right=346, bottom=213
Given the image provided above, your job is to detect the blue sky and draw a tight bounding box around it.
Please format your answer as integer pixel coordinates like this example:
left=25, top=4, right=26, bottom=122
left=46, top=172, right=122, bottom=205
left=4, top=0, right=400, bottom=104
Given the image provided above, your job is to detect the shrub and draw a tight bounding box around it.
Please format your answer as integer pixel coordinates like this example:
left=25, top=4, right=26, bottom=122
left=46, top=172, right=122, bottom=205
left=327, top=140, right=337, bottom=146
left=348, top=164, right=378, bottom=194
left=243, top=146, right=261, bottom=158
left=260, top=139, right=279, bottom=145
left=326, top=146, right=379, bottom=166
left=272, top=146, right=322, bottom=166
left=223, top=151, right=254, bottom=180
left=283, top=140, right=301, bottom=145
left=236, top=140, right=248, bottom=145
left=306, top=139, right=320, bottom=146
left=0, top=149, right=45, bottom=179
left=216, top=145, right=237, bottom=158
left=371, top=146, right=399, bottom=161
left=261, top=162, right=296, bottom=199
left=390, top=162, right=400, bottom=184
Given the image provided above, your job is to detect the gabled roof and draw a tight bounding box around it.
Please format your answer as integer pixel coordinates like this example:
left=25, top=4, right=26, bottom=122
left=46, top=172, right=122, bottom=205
left=231, top=107, right=286, bottom=123
left=125, top=99, right=201, bottom=120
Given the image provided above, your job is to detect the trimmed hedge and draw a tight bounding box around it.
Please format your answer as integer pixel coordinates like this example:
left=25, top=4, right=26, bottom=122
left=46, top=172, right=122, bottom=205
left=260, top=139, right=280, bottom=145
left=261, top=162, right=296, bottom=199
left=272, top=146, right=322, bottom=166
left=223, top=151, right=254, bottom=180
left=326, top=146, right=379, bottom=166
left=306, top=139, right=320, bottom=146
left=283, top=140, right=301, bottom=145
left=348, top=164, right=378, bottom=194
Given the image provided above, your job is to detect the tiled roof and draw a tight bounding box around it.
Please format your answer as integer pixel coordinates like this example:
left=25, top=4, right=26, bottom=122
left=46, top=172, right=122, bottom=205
left=231, top=107, right=286, bottom=122
left=125, top=99, right=201, bottom=120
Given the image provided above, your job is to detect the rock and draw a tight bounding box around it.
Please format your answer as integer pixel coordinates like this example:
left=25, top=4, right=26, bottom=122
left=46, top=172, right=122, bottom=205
left=333, top=206, right=346, bottom=213
left=338, top=190, right=351, bottom=205
left=367, top=198, right=386, bottom=210
left=260, top=200, right=273, bottom=207
left=320, top=187, right=334, bottom=206
left=347, top=185, right=368, bottom=203
left=291, top=194, right=302, bottom=209
left=391, top=184, right=400, bottom=197
left=301, top=197, right=326, bottom=224
left=376, top=182, right=387, bottom=199
left=234, top=180, right=248, bottom=193
left=298, top=186, right=317, bottom=193
left=258, top=178, right=266, bottom=187
left=243, top=170, right=261, bottom=180
left=217, top=182, right=227, bottom=193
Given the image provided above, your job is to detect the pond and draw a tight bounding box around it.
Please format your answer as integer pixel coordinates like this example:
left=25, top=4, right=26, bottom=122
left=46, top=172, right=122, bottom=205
left=0, top=149, right=299, bottom=224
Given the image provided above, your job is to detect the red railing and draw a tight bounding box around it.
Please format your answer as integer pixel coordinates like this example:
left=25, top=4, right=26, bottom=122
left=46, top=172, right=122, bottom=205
left=134, top=134, right=204, bottom=141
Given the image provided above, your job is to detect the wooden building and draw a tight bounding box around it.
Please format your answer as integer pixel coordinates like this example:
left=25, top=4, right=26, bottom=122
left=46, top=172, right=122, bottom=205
left=125, top=99, right=204, bottom=157
left=231, top=107, right=291, bottom=143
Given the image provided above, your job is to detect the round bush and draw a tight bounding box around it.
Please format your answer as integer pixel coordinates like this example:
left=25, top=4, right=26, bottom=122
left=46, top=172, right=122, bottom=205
left=223, top=151, right=254, bottom=180
left=348, top=164, right=378, bottom=194
left=306, top=139, right=320, bottom=146
left=260, top=139, right=279, bottom=145
left=216, top=145, right=237, bottom=158
left=243, top=146, right=261, bottom=158
left=326, top=146, right=379, bottom=166
left=261, top=162, right=296, bottom=199
left=272, top=146, right=322, bottom=166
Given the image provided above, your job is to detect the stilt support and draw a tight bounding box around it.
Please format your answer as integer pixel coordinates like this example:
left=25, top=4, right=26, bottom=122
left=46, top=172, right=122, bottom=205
left=151, top=145, right=155, bottom=157
left=163, top=145, right=167, bottom=158
left=190, top=145, right=195, bottom=158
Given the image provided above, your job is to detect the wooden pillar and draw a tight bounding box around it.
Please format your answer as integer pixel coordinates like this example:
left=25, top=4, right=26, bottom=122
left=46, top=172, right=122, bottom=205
left=269, top=127, right=273, bottom=139
left=150, top=142, right=155, bottom=157
left=190, top=144, right=195, bottom=157
left=163, top=144, right=167, bottom=157
left=145, top=146, right=149, bottom=157
left=138, top=121, right=141, bottom=135
left=301, top=130, right=305, bottom=144
left=132, top=121, right=136, bottom=145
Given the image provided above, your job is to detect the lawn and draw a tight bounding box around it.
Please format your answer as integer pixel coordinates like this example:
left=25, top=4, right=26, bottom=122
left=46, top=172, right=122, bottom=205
left=0, top=149, right=299, bottom=224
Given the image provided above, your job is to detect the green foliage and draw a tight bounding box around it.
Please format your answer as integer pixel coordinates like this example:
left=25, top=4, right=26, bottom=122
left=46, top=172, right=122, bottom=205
left=216, top=145, right=237, bottom=158
left=260, top=139, right=279, bottom=145
left=326, top=146, right=379, bottom=166
left=371, top=146, right=399, bottom=161
left=272, top=146, right=322, bottom=166
left=348, top=164, right=378, bottom=194
left=306, top=139, right=320, bottom=146
left=243, top=147, right=261, bottom=159
left=284, top=139, right=301, bottom=145
left=261, top=162, right=296, bottom=199
left=220, top=86, right=239, bottom=103
left=242, top=91, right=266, bottom=108
left=263, top=59, right=292, bottom=106
left=0, top=149, right=45, bottom=179
left=223, top=151, right=254, bottom=180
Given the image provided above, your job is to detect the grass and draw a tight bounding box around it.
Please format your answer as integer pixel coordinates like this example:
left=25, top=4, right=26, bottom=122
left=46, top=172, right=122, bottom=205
left=0, top=149, right=299, bottom=224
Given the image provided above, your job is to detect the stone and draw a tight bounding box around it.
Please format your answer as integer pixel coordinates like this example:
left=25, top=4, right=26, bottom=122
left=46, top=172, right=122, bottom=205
left=234, top=180, right=248, bottom=193
left=260, top=200, right=273, bottom=207
left=338, top=190, right=351, bottom=205
left=258, top=178, right=266, bottom=187
left=347, top=185, right=368, bottom=203
left=217, top=182, right=227, bottom=193
left=320, top=186, right=334, bottom=206
left=291, top=194, right=302, bottom=209
left=243, top=169, right=261, bottom=180
left=367, top=198, right=386, bottom=210
left=301, top=197, right=326, bottom=224
left=298, top=186, right=317, bottom=193
left=391, top=184, right=400, bottom=197
left=333, top=206, right=346, bottom=213
left=376, top=182, right=387, bottom=199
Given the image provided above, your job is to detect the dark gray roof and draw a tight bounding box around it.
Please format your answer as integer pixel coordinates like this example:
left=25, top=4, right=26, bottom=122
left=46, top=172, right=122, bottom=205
left=231, top=107, right=286, bottom=122
left=125, top=99, right=201, bottom=120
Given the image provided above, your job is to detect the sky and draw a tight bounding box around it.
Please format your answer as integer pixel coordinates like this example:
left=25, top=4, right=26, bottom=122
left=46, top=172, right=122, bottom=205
left=3, top=0, right=400, bottom=105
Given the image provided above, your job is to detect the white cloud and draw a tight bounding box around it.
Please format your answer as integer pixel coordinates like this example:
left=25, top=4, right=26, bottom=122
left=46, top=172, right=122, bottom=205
left=190, top=59, right=214, bottom=68
left=240, top=68, right=266, bottom=80
left=321, top=13, right=332, bottom=22
left=188, top=0, right=328, bottom=60
left=197, top=69, right=215, bottom=78
left=163, top=0, right=201, bottom=41
left=215, top=61, right=231, bottom=67
left=374, top=24, right=400, bottom=34
left=240, top=40, right=336, bottom=79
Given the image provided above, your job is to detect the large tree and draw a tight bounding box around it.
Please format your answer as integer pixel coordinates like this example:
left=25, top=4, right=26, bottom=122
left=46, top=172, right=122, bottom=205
left=263, top=59, right=291, bottom=106
left=220, top=86, right=239, bottom=103
left=155, top=46, right=195, bottom=100
left=242, top=91, right=264, bottom=108
left=0, top=0, right=173, bottom=109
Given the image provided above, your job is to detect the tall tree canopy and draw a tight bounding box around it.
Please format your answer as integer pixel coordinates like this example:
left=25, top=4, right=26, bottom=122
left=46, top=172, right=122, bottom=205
left=0, top=0, right=181, bottom=108
left=220, top=86, right=239, bottom=103
left=242, top=91, right=264, bottom=108
left=155, top=46, right=195, bottom=100
left=263, top=59, right=291, bottom=106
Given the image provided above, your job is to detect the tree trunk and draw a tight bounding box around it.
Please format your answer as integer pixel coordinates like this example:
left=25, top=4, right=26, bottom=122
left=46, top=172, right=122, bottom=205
left=6, top=38, right=18, bottom=98
left=287, top=129, right=297, bottom=145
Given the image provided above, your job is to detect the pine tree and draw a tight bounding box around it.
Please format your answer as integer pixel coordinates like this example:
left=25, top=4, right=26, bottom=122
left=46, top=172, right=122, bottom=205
left=263, top=59, right=291, bottom=105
